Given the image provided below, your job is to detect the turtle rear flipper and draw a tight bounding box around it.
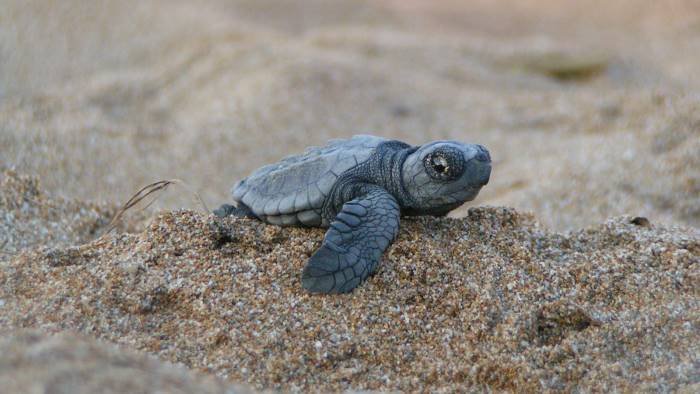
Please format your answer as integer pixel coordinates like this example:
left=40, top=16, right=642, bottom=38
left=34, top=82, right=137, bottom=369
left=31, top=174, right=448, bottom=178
left=301, top=186, right=400, bottom=294
left=213, top=203, right=256, bottom=219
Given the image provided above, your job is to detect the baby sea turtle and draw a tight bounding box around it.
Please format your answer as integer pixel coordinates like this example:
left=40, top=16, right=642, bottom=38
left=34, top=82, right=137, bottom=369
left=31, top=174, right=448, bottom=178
left=215, top=135, right=491, bottom=294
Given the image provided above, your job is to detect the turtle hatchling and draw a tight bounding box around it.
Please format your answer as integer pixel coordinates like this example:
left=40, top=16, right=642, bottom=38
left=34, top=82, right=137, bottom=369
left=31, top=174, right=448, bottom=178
left=215, top=135, right=491, bottom=294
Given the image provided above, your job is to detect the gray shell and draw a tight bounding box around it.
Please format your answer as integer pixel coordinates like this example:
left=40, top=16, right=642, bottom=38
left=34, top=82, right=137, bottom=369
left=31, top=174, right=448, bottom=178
left=232, top=135, right=386, bottom=226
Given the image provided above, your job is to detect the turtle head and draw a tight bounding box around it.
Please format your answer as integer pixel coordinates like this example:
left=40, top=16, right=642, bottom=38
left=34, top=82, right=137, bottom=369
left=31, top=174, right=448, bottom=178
left=401, top=141, right=491, bottom=214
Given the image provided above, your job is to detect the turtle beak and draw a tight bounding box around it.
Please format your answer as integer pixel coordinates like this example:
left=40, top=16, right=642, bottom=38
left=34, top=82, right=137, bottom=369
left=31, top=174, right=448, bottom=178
left=480, top=166, right=491, bottom=185
left=466, top=144, right=491, bottom=186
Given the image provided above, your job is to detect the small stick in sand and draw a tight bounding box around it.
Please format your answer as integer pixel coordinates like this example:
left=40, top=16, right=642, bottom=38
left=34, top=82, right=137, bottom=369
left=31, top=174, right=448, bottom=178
left=100, top=179, right=210, bottom=239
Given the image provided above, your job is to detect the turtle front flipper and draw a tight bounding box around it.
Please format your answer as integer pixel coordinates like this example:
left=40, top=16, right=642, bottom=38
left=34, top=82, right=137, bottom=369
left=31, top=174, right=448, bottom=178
left=302, top=186, right=400, bottom=294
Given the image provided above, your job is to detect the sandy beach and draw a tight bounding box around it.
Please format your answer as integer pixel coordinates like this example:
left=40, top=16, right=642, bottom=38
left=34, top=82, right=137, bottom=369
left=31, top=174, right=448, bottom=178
left=1, top=0, right=699, bottom=392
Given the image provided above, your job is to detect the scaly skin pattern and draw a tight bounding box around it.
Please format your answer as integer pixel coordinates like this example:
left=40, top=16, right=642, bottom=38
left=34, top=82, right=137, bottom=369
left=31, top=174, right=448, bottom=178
left=301, top=185, right=400, bottom=293
left=320, top=141, right=415, bottom=225
left=217, top=135, right=491, bottom=294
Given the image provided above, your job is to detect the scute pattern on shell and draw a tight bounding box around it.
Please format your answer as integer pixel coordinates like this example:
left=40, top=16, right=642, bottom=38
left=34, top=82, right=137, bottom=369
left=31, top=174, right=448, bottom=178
left=232, top=135, right=386, bottom=224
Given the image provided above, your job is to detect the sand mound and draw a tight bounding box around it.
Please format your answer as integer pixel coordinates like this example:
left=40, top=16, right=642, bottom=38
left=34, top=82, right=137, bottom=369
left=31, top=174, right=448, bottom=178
left=0, top=330, right=251, bottom=394
left=0, top=169, right=122, bottom=258
left=2, top=207, right=697, bottom=391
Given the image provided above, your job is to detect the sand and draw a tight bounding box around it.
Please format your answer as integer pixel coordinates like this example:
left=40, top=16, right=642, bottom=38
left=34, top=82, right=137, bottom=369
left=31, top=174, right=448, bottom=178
left=2, top=0, right=700, bottom=231
left=0, top=331, right=251, bottom=394
left=1, top=0, right=699, bottom=392
left=1, top=171, right=699, bottom=391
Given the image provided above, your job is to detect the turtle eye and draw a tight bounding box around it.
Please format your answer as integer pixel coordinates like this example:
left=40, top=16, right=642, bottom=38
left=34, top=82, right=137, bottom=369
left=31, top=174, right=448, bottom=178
left=424, top=147, right=465, bottom=181
left=431, top=155, right=450, bottom=174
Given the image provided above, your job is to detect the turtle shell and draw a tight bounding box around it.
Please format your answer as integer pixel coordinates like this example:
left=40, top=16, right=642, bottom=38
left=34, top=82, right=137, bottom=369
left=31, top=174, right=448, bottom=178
left=232, top=135, right=386, bottom=226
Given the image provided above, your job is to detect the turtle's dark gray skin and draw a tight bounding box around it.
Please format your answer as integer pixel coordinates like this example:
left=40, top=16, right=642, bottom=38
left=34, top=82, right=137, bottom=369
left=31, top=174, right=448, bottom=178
left=215, top=135, right=491, bottom=294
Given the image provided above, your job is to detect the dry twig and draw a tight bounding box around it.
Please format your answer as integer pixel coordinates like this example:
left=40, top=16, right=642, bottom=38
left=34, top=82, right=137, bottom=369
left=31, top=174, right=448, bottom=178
left=99, top=179, right=210, bottom=239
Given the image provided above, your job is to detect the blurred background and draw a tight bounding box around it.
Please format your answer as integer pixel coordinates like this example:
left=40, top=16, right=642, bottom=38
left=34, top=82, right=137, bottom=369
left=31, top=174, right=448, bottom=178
left=1, top=0, right=699, bottom=230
